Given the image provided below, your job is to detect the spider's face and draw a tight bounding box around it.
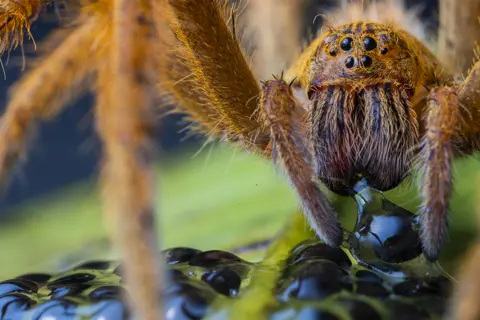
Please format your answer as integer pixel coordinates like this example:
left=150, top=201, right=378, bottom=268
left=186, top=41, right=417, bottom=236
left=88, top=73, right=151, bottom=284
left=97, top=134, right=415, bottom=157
left=306, top=23, right=421, bottom=194
left=306, top=22, right=418, bottom=95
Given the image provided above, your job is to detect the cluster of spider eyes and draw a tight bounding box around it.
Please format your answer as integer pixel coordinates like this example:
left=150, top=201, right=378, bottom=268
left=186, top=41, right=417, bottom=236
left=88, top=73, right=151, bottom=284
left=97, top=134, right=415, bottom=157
left=329, top=36, right=389, bottom=69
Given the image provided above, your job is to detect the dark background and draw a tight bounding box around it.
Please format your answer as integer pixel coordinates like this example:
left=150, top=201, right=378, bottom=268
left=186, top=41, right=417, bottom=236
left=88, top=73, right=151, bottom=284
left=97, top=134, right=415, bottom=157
left=0, top=0, right=438, bottom=214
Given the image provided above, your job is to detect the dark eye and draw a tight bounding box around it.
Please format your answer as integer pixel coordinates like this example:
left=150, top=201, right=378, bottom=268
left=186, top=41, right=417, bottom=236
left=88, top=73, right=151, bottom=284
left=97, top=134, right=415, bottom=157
left=345, top=56, right=355, bottom=69
left=363, top=37, right=377, bottom=51
left=340, top=37, right=353, bottom=51
left=380, top=48, right=388, bottom=55
left=329, top=48, right=337, bottom=56
left=361, top=55, right=373, bottom=67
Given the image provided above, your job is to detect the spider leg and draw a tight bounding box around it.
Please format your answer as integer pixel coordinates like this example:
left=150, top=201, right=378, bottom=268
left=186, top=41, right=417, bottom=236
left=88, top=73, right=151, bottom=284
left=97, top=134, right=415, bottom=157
left=258, top=77, right=342, bottom=247
left=163, top=0, right=340, bottom=246
left=449, top=238, right=480, bottom=320
left=417, top=86, right=458, bottom=261
left=446, top=58, right=480, bottom=320
left=242, top=0, right=303, bottom=80
left=162, top=0, right=269, bottom=153
left=418, top=55, right=480, bottom=261
left=438, top=0, right=480, bottom=75
left=94, top=2, right=162, bottom=319
left=0, top=0, right=45, bottom=54
left=0, top=15, right=99, bottom=186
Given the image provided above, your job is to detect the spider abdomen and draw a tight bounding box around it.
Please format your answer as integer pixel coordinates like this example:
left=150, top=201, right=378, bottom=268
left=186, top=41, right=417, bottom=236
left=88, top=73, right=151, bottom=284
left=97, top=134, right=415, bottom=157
left=310, top=84, right=419, bottom=195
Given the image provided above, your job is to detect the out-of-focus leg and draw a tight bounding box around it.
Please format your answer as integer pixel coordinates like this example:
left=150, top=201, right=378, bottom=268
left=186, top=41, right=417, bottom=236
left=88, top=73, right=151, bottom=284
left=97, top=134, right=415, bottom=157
left=0, top=15, right=99, bottom=186
left=94, top=2, right=163, bottom=319
left=241, top=0, right=303, bottom=80
left=438, top=0, right=480, bottom=76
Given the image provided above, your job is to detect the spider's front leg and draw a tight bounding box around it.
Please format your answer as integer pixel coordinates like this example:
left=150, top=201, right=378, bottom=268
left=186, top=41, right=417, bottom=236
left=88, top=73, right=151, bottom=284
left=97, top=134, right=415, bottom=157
left=418, top=56, right=480, bottom=263
left=257, top=78, right=342, bottom=247
left=417, top=85, right=458, bottom=261
left=439, top=59, right=480, bottom=320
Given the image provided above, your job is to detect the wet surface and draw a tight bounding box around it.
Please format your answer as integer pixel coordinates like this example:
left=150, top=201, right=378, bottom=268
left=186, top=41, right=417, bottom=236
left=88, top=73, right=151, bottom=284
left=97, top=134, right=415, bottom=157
left=0, top=181, right=453, bottom=319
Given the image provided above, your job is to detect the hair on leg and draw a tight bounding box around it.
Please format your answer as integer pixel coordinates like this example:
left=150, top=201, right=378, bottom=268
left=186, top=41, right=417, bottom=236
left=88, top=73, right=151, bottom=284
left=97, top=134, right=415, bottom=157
left=95, top=2, right=163, bottom=319
left=0, top=0, right=45, bottom=54
left=417, top=87, right=459, bottom=261
left=241, top=0, right=303, bottom=81
left=164, top=0, right=269, bottom=152
left=438, top=0, right=480, bottom=76
left=0, top=14, right=101, bottom=187
left=257, top=76, right=342, bottom=247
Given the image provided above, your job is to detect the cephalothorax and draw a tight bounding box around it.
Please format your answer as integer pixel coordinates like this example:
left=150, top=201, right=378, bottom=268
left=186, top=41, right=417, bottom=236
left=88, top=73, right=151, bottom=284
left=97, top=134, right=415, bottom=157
left=1, top=1, right=480, bottom=319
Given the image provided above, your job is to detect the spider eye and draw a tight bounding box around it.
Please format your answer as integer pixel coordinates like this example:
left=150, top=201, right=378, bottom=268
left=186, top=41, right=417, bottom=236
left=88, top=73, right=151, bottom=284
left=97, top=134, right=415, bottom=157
left=361, top=55, right=373, bottom=67
left=340, top=37, right=353, bottom=51
left=363, top=37, right=377, bottom=51
left=329, top=48, right=337, bottom=56
left=380, top=48, right=388, bottom=55
left=345, top=56, right=356, bottom=69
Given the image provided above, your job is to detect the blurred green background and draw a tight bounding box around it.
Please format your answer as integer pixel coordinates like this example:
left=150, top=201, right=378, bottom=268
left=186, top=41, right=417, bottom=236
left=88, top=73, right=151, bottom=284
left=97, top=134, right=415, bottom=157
left=0, top=144, right=479, bottom=280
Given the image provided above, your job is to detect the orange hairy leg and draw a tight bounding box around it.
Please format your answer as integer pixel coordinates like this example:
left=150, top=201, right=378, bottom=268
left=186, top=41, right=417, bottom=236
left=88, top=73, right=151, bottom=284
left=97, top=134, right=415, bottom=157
left=243, top=0, right=303, bottom=80
left=449, top=178, right=480, bottom=320
left=95, top=0, right=162, bottom=319
left=446, top=59, right=480, bottom=320
left=0, top=1, right=165, bottom=318
left=156, top=3, right=222, bottom=135
left=450, top=238, right=480, bottom=319
left=163, top=0, right=343, bottom=246
left=164, top=0, right=269, bottom=152
left=438, top=0, right=480, bottom=75
left=418, top=56, right=480, bottom=261
left=0, top=0, right=46, bottom=54
left=0, top=14, right=100, bottom=186
left=417, top=87, right=459, bottom=260
left=257, top=78, right=342, bottom=246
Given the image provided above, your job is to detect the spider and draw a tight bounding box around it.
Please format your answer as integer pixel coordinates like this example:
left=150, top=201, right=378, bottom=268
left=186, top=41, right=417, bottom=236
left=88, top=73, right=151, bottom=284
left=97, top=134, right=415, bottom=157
left=1, top=0, right=480, bottom=319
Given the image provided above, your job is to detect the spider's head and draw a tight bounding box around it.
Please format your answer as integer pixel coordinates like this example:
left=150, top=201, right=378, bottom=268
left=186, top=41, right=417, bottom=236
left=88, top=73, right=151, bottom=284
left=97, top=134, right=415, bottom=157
left=301, top=22, right=422, bottom=195
left=304, top=22, right=419, bottom=97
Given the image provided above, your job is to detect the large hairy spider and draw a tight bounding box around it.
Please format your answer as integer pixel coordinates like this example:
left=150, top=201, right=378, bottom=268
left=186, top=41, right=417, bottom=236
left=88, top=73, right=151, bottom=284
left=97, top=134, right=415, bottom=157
left=1, top=0, right=480, bottom=319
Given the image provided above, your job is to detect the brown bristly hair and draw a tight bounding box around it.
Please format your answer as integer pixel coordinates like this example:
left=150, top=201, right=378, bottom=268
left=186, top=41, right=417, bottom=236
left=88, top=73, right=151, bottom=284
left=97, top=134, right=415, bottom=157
left=240, top=0, right=303, bottom=81
left=258, top=77, right=342, bottom=247
left=438, top=0, right=480, bottom=76
left=161, top=0, right=269, bottom=153
left=0, top=9, right=101, bottom=188
left=0, top=0, right=46, bottom=54
left=94, top=0, right=162, bottom=319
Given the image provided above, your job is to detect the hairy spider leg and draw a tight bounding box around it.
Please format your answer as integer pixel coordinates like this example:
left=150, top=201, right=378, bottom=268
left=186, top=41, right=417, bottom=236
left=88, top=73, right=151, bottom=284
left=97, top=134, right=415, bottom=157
left=438, top=0, right=480, bottom=76
left=417, top=86, right=459, bottom=261
left=94, top=0, right=163, bottom=319
left=449, top=235, right=480, bottom=320
left=163, top=0, right=342, bottom=246
left=0, top=3, right=165, bottom=319
left=163, top=0, right=269, bottom=153
left=0, top=15, right=99, bottom=187
left=0, top=0, right=44, bottom=54
left=446, top=57, right=480, bottom=320
left=242, top=0, right=303, bottom=80
left=418, top=53, right=480, bottom=261
left=257, top=78, right=342, bottom=247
